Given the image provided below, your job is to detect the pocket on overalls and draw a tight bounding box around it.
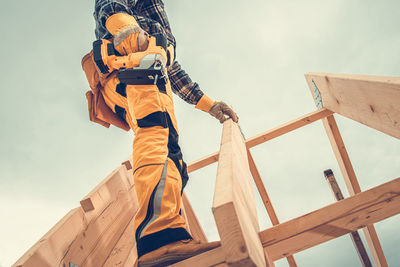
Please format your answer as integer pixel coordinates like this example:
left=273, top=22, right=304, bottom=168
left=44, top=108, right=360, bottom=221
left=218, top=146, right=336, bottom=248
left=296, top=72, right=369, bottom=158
left=126, top=84, right=168, bottom=129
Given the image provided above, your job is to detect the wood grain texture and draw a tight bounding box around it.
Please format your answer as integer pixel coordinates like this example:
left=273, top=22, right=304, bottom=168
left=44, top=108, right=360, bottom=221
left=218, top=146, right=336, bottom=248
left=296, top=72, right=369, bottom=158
left=213, top=120, right=271, bottom=267
left=60, top=186, right=138, bottom=267
left=322, top=115, right=388, bottom=267
left=259, top=177, right=400, bottom=261
left=170, top=246, right=226, bottom=267
left=103, top=215, right=137, bottom=267
left=306, top=72, right=400, bottom=139
left=13, top=208, right=86, bottom=267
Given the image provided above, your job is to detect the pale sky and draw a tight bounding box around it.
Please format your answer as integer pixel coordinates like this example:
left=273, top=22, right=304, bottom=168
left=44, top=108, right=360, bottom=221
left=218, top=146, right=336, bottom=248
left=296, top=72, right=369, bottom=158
left=1, top=0, right=399, bottom=266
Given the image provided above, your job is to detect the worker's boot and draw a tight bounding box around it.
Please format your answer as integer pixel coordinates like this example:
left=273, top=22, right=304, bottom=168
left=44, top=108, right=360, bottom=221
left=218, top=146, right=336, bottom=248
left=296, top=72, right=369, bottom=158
left=137, top=239, right=220, bottom=267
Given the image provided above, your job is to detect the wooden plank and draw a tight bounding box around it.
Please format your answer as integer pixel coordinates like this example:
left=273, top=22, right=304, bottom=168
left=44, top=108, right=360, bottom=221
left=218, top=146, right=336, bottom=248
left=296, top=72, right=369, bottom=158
left=306, top=73, right=400, bottom=139
left=322, top=114, right=388, bottom=267
left=13, top=208, right=86, bottom=267
left=213, top=120, right=272, bottom=267
left=259, top=177, right=400, bottom=261
left=60, top=186, right=138, bottom=267
left=187, top=151, right=219, bottom=173
left=247, top=149, right=298, bottom=267
left=182, top=193, right=208, bottom=243
left=123, top=244, right=138, bottom=267
left=322, top=115, right=360, bottom=195
left=103, top=216, right=137, bottom=267
left=247, top=150, right=279, bottom=225
left=80, top=165, right=131, bottom=218
left=245, top=108, right=333, bottom=148
left=171, top=246, right=226, bottom=267
left=324, top=169, right=372, bottom=267
left=187, top=109, right=333, bottom=173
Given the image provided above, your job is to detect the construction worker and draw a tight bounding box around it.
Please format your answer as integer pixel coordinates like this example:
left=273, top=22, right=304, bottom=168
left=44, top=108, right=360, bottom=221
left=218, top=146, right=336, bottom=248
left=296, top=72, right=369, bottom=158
left=83, top=0, right=238, bottom=266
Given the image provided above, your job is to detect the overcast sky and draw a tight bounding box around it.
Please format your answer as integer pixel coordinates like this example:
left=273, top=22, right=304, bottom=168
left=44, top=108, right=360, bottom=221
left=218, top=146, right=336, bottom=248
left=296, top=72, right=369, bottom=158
left=1, top=0, right=399, bottom=266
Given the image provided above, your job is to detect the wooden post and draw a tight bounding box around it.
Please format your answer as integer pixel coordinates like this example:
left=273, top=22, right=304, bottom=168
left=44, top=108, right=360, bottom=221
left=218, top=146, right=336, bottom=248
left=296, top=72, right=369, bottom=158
left=213, top=120, right=272, bottom=267
left=305, top=73, right=400, bottom=139
left=259, top=177, right=400, bottom=261
left=324, top=169, right=372, bottom=267
left=322, top=114, right=388, bottom=267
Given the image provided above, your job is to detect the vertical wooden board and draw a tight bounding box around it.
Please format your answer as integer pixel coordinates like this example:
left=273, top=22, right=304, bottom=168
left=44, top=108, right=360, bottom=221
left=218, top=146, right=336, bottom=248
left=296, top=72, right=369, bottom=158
left=13, top=208, right=86, bottom=267
left=213, top=120, right=270, bottom=267
left=306, top=72, right=400, bottom=139
left=214, top=120, right=258, bottom=227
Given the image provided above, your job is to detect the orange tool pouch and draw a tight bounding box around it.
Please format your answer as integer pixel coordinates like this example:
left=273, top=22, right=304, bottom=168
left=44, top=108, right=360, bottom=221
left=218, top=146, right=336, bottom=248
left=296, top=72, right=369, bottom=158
left=81, top=51, right=130, bottom=131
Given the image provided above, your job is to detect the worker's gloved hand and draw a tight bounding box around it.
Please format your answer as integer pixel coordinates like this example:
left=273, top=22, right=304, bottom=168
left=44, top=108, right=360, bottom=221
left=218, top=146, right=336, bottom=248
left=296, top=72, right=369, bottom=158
left=209, top=102, right=239, bottom=124
left=105, top=13, right=149, bottom=55
left=195, top=95, right=238, bottom=124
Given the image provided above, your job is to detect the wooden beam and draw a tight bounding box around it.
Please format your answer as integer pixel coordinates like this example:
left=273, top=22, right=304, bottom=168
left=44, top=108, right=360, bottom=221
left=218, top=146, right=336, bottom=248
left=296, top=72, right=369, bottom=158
left=187, top=109, right=333, bottom=173
left=182, top=193, right=208, bottom=243
left=322, top=114, right=388, bottom=267
left=245, top=108, right=333, bottom=148
left=259, top=177, right=400, bottom=261
left=187, top=151, right=219, bottom=173
left=324, top=169, right=372, bottom=267
left=60, top=186, right=138, bottom=267
left=13, top=208, right=87, bottom=267
left=305, top=73, right=400, bottom=139
left=80, top=165, right=131, bottom=221
left=103, top=216, right=137, bottom=267
left=213, top=120, right=272, bottom=267
left=171, top=246, right=226, bottom=267
left=247, top=149, right=298, bottom=267
left=122, top=244, right=138, bottom=267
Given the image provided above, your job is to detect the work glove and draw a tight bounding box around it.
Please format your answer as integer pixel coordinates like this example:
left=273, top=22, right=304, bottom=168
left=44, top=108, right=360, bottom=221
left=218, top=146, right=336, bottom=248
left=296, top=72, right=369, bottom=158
left=209, top=102, right=239, bottom=123
left=105, top=13, right=149, bottom=55
left=195, top=95, right=238, bottom=124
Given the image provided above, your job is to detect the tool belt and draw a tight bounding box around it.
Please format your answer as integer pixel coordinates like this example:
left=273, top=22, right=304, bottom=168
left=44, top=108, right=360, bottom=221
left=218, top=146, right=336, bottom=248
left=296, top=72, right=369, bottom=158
left=81, top=51, right=130, bottom=131
left=81, top=33, right=174, bottom=131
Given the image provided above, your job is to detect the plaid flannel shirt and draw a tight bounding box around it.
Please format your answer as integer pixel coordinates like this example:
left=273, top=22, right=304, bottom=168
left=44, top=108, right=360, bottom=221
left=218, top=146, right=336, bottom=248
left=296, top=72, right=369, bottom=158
left=94, top=0, right=205, bottom=105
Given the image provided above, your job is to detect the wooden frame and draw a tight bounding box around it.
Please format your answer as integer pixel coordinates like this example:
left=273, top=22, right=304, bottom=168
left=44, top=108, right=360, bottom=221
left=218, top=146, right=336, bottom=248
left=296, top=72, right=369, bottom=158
left=15, top=73, right=399, bottom=267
